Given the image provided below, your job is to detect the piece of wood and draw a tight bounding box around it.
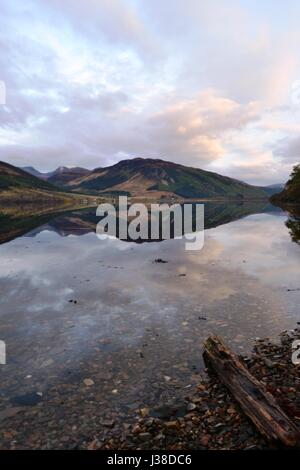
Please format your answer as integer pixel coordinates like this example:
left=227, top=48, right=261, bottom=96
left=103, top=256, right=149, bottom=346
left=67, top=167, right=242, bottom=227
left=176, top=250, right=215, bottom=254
left=203, top=335, right=300, bottom=447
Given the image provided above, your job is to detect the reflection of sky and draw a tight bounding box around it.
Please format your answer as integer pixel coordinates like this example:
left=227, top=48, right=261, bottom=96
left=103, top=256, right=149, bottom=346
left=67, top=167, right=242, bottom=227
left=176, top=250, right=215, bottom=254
left=0, top=211, right=299, bottom=334
left=0, top=210, right=299, bottom=411
left=209, top=213, right=300, bottom=289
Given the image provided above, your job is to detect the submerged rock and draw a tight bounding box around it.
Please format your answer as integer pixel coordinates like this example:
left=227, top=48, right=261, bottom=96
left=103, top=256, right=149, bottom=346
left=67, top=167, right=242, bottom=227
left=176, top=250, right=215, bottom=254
left=83, top=378, right=94, bottom=387
left=10, top=392, right=42, bottom=407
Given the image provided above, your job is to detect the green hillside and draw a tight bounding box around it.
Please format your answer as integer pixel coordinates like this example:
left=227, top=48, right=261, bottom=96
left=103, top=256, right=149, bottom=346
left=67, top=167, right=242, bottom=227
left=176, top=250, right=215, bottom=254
left=69, top=158, right=269, bottom=199
left=0, top=160, right=101, bottom=209
left=0, top=161, right=59, bottom=193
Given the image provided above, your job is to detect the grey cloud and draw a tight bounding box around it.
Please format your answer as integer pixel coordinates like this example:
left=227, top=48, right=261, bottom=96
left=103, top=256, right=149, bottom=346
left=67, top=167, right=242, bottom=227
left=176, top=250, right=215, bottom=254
left=274, top=136, right=300, bottom=163
left=0, top=0, right=299, bottom=185
left=41, top=0, right=162, bottom=61
left=0, top=89, right=261, bottom=171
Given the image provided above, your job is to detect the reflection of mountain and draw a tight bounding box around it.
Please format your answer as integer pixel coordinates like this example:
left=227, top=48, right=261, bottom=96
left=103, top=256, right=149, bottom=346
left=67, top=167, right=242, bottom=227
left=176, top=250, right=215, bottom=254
left=0, top=201, right=281, bottom=245
left=27, top=216, right=96, bottom=238
left=203, top=201, right=281, bottom=229
left=0, top=208, right=84, bottom=245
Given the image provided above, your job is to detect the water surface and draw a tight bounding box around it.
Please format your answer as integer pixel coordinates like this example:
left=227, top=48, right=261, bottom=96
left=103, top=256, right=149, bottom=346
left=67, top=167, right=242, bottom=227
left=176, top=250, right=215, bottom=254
left=0, top=202, right=299, bottom=448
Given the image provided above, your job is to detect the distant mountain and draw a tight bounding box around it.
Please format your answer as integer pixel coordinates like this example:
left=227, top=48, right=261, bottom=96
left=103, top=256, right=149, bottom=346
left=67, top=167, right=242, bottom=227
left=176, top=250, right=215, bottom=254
left=261, top=183, right=285, bottom=196
left=22, top=166, right=53, bottom=180
left=266, top=183, right=285, bottom=189
left=47, top=167, right=91, bottom=187
left=67, top=157, right=269, bottom=200
left=22, top=165, right=91, bottom=187
left=271, top=164, right=300, bottom=204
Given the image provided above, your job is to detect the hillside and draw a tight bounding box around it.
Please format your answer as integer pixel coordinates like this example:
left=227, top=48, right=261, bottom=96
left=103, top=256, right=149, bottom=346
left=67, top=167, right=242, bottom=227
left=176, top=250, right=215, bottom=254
left=0, top=161, right=99, bottom=206
left=0, top=161, right=60, bottom=193
left=67, top=158, right=269, bottom=199
left=271, top=164, right=300, bottom=204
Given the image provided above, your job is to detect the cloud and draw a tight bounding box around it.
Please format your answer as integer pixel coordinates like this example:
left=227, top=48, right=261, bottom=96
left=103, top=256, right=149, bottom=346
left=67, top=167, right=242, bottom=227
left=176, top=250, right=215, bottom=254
left=142, top=0, right=300, bottom=104
left=274, top=136, right=300, bottom=163
left=142, top=90, right=260, bottom=165
left=0, top=0, right=299, bottom=185
left=1, top=88, right=260, bottom=170
left=45, top=0, right=160, bottom=59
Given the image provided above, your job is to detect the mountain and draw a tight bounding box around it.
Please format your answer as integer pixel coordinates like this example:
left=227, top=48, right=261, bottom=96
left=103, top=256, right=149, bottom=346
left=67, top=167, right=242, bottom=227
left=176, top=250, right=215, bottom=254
left=47, top=167, right=91, bottom=187
left=22, top=166, right=53, bottom=180
left=0, top=160, right=99, bottom=206
left=22, top=165, right=91, bottom=187
left=271, top=164, right=300, bottom=204
left=67, top=157, right=269, bottom=199
left=265, top=183, right=285, bottom=189
left=1, top=161, right=60, bottom=193
left=260, top=183, right=285, bottom=196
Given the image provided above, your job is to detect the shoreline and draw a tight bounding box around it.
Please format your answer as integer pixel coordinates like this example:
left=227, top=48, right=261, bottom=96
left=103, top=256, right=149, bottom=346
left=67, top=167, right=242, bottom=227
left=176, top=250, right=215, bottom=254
left=82, top=327, right=300, bottom=450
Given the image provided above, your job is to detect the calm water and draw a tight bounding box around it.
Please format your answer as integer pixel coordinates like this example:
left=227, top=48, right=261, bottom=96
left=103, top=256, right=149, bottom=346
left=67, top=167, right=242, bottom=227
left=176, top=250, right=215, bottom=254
left=0, top=202, right=299, bottom=448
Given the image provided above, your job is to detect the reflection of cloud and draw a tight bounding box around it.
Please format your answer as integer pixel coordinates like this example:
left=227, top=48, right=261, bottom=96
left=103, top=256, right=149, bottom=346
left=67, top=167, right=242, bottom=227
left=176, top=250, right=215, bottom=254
left=211, top=213, right=300, bottom=287
left=0, top=210, right=299, bottom=387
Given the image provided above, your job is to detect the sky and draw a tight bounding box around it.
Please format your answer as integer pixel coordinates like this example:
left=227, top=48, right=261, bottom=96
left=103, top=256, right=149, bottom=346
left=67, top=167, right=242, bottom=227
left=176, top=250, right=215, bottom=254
left=0, top=0, right=300, bottom=185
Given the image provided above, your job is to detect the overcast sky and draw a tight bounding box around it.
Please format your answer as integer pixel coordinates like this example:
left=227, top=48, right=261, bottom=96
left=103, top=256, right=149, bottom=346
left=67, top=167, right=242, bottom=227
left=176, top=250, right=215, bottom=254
left=0, top=0, right=300, bottom=184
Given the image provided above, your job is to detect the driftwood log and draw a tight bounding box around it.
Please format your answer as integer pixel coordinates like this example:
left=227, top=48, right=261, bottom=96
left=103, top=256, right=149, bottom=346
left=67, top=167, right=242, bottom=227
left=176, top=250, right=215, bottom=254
left=203, top=335, right=300, bottom=447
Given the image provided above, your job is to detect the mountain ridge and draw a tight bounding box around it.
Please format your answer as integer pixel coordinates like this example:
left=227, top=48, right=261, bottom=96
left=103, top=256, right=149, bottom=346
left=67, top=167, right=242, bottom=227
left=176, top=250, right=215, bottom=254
left=1, top=161, right=60, bottom=193
left=23, top=165, right=90, bottom=187
left=0, top=161, right=98, bottom=207
left=65, top=157, right=271, bottom=200
left=10, top=157, right=286, bottom=200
